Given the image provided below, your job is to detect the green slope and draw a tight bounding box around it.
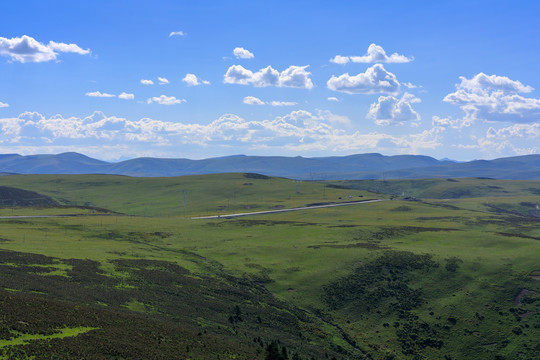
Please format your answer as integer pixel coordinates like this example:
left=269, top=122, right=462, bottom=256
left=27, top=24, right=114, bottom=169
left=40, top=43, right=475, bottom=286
left=0, top=173, right=376, bottom=217
left=0, top=175, right=538, bottom=359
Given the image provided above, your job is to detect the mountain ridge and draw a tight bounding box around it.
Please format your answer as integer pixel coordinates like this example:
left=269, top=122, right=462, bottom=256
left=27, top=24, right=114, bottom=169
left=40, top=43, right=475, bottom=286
left=0, top=152, right=539, bottom=180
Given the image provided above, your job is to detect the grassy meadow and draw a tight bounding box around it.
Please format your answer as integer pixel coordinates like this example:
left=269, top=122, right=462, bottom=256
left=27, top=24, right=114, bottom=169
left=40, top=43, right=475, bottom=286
left=0, top=174, right=538, bottom=359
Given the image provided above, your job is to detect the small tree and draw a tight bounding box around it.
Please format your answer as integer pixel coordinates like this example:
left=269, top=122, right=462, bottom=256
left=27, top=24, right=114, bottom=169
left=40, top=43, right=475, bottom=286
left=265, top=341, right=281, bottom=360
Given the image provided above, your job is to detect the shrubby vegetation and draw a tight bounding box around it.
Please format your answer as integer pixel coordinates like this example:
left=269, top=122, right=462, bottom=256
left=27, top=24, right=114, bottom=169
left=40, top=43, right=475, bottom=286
left=0, top=249, right=342, bottom=359
left=322, top=251, right=438, bottom=311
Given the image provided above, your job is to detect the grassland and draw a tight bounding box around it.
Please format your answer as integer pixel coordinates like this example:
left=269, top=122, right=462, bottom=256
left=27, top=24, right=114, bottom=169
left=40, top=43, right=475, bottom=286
left=0, top=174, right=538, bottom=359
left=0, top=173, right=376, bottom=217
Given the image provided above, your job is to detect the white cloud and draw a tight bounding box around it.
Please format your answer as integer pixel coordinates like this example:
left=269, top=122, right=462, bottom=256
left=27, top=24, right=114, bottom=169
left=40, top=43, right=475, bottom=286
left=330, top=43, right=412, bottom=65
left=0, top=109, right=455, bottom=159
left=456, top=73, right=533, bottom=94
left=329, top=55, right=349, bottom=65
left=243, top=96, right=297, bottom=106
left=456, top=134, right=540, bottom=159
left=224, top=65, right=313, bottom=89
left=182, top=73, right=210, bottom=86
left=367, top=92, right=421, bottom=126
left=327, top=64, right=400, bottom=94
left=47, top=41, right=90, bottom=55
left=243, top=96, right=265, bottom=105
left=158, top=77, right=170, bottom=85
left=233, top=47, right=254, bottom=59
left=118, top=92, right=135, bottom=100
left=403, top=82, right=419, bottom=89
left=85, top=91, right=115, bottom=98
left=0, top=102, right=8, bottom=108
left=169, top=31, right=186, bottom=37
left=391, top=127, right=445, bottom=153
left=270, top=101, right=297, bottom=107
left=0, top=35, right=90, bottom=63
left=86, top=91, right=135, bottom=100
left=147, top=95, right=186, bottom=105
left=224, top=65, right=260, bottom=85
left=327, top=97, right=340, bottom=102
left=141, top=79, right=154, bottom=85
left=317, top=110, right=350, bottom=126
left=431, top=116, right=465, bottom=129
left=443, top=72, right=540, bottom=123
left=486, top=123, right=540, bottom=139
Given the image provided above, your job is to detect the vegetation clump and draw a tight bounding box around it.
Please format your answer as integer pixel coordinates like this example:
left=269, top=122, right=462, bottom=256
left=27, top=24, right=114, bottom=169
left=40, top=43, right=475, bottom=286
left=322, top=251, right=438, bottom=311
left=244, top=173, right=271, bottom=180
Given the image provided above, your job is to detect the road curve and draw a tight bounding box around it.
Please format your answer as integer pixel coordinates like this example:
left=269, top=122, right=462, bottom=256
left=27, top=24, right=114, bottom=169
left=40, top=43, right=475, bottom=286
left=191, top=199, right=389, bottom=220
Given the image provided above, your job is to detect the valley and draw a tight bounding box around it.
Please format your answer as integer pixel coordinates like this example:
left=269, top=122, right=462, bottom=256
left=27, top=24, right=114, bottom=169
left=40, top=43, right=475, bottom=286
left=0, top=174, right=538, bottom=359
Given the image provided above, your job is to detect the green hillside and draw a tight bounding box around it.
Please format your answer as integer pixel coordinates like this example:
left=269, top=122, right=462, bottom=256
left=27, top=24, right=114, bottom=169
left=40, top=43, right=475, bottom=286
left=0, top=173, right=375, bottom=218
left=0, top=175, right=538, bottom=359
left=327, top=178, right=540, bottom=199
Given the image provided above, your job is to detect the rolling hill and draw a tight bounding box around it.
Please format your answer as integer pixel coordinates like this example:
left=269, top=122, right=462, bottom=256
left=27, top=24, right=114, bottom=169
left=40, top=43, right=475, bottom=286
left=0, top=152, right=539, bottom=180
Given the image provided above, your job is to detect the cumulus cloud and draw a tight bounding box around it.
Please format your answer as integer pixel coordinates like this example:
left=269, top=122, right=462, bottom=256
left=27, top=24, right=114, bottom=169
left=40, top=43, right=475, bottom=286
left=329, top=55, right=350, bottom=65
left=456, top=134, right=540, bottom=159
left=233, top=47, right=254, bottom=59
left=0, top=102, right=8, bottom=108
left=443, top=72, right=540, bottom=123
left=182, top=73, right=210, bottom=86
left=169, top=31, right=186, bottom=37
left=3, top=108, right=536, bottom=159
left=391, top=126, right=445, bottom=153
left=85, top=91, right=115, bottom=98
left=327, top=97, right=340, bottom=102
left=243, top=96, right=297, bottom=106
left=330, top=43, right=412, bottom=65
left=327, top=64, right=400, bottom=94
left=243, top=96, right=265, bottom=105
left=146, top=95, right=186, bottom=105
left=224, top=65, right=313, bottom=89
left=486, top=123, right=540, bottom=140
left=456, top=73, right=533, bottom=94
left=0, top=109, right=454, bottom=159
left=158, top=77, right=170, bottom=85
left=0, top=35, right=90, bottom=63
left=118, top=92, right=134, bottom=100
left=431, top=116, right=464, bottom=129
left=367, top=93, right=421, bottom=126
left=141, top=79, right=154, bottom=85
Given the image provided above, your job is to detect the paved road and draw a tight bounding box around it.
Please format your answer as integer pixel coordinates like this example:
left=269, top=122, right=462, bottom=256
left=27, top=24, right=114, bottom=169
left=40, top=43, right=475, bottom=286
left=0, top=199, right=389, bottom=220
left=191, top=199, right=389, bottom=219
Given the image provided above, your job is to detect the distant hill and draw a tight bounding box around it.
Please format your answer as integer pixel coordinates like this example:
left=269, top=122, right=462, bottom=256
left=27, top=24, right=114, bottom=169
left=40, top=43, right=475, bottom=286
left=0, top=152, right=539, bottom=180
left=0, top=186, right=58, bottom=206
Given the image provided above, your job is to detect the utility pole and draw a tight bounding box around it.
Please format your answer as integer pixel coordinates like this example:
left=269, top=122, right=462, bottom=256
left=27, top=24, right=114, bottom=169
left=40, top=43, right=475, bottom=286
left=182, top=190, right=188, bottom=217
left=182, top=190, right=188, bottom=207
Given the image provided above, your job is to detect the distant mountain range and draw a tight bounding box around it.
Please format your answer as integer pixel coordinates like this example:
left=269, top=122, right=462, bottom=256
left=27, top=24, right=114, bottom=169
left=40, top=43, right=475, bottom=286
left=0, top=152, right=539, bottom=180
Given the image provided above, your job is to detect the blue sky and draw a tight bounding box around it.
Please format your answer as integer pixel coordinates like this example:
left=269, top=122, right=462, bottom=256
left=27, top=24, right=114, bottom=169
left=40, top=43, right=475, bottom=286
left=1, top=0, right=540, bottom=161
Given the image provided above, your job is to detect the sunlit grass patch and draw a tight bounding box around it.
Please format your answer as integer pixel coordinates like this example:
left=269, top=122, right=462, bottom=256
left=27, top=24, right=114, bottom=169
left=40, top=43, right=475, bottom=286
left=0, top=327, right=98, bottom=348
